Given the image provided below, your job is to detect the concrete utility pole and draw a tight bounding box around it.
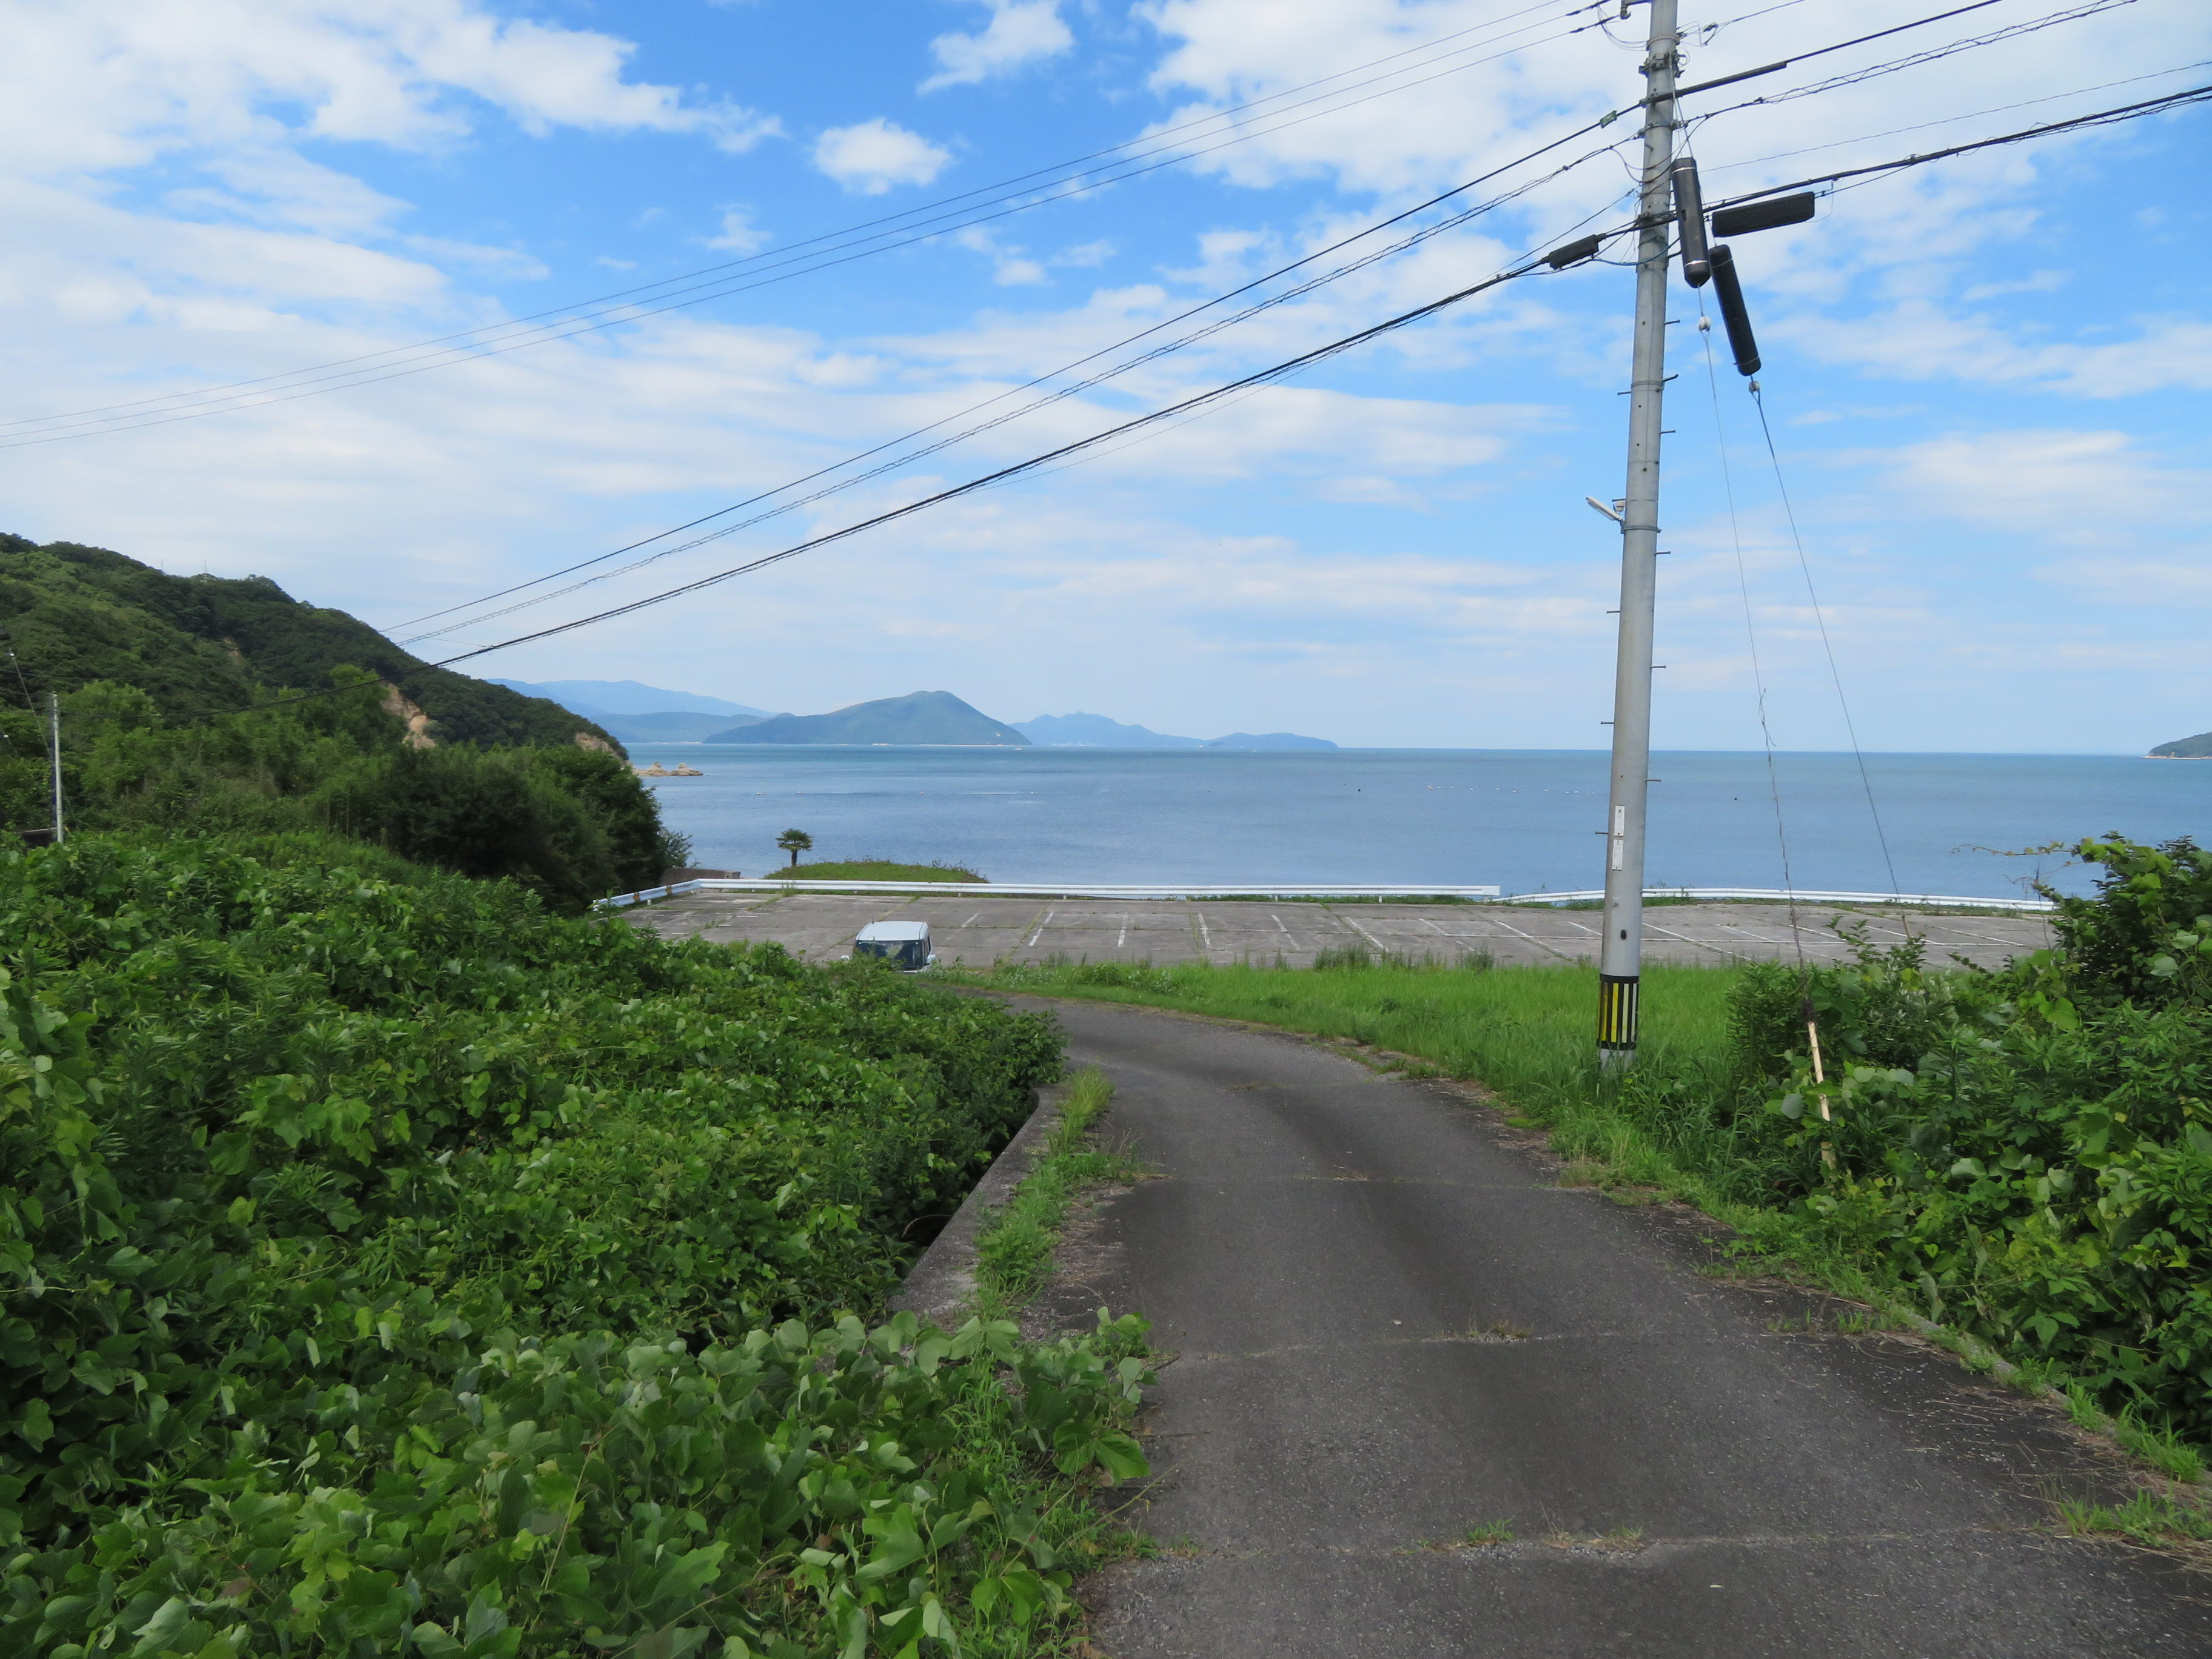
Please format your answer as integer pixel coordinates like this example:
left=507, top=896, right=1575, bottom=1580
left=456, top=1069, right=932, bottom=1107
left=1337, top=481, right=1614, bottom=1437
left=47, top=692, right=64, bottom=845
left=1597, top=0, right=1680, bottom=1068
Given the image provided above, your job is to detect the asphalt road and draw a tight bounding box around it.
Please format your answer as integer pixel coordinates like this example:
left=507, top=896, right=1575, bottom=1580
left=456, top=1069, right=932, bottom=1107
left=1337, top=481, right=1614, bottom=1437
left=1011, top=998, right=2211, bottom=1659
left=628, top=892, right=2051, bottom=971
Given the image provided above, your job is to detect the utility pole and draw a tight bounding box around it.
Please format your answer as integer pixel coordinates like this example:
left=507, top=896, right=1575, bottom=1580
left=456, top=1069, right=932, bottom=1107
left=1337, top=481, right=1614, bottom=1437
left=1597, top=0, right=1680, bottom=1068
left=47, top=692, right=64, bottom=845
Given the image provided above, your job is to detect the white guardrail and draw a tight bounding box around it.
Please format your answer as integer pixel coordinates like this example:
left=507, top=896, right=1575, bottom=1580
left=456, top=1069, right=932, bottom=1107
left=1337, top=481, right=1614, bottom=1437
left=600, top=880, right=2056, bottom=913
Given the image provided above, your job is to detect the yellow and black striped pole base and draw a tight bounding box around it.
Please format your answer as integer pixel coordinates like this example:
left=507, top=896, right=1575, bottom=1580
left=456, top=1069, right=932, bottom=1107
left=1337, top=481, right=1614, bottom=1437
left=1597, top=973, right=1640, bottom=1058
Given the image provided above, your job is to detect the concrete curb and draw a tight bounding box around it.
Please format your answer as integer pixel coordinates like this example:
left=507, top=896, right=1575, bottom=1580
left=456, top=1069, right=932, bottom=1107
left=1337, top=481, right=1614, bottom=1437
left=890, top=1079, right=1067, bottom=1326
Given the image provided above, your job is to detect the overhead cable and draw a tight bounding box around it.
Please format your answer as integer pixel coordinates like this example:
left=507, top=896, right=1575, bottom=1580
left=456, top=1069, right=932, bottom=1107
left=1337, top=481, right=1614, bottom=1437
left=391, top=130, right=1634, bottom=642
left=1671, top=0, right=2014, bottom=98
left=1702, top=79, right=2212, bottom=209
left=418, top=254, right=1578, bottom=671
left=1697, top=58, right=2210, bottom=173
left=1693, top=0, right=2144, bottom=114
left=415, top=78, right=2212, bottom=672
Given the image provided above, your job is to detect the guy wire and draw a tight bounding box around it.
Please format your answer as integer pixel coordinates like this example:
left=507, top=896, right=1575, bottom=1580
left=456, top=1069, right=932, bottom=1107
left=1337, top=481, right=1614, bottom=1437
left=1748, top=381, right=1902, bottom=901
left=1692, top=287, right=1808, bottom=982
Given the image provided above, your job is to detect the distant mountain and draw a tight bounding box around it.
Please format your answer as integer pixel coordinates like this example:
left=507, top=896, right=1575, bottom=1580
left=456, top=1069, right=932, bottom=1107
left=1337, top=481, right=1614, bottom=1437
left=1016, top=711, right=1336, bottom=750
left=707, top=691, right=1031, bottom=746
left=0, top=534, right=618, bottom=751
left=1014, top=712, right=1202, bottom=749
left=492, top=678, right=767, bottom=718
left=1203, top=732, right=1338, bottom=751
left=2150, top=731, right=2212, bottom=758
left=589, top=710, right=773, bottom=743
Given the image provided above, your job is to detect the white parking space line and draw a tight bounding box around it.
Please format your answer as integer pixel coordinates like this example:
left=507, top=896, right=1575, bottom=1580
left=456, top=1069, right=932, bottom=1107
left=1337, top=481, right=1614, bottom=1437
left=1333, top=908, right=1387, bottom=951
left=1270, top=912, right=1300, bottom=951
left=1641, top=922, right=1748, bottom=959
left=1196, top=911, right=1213, bottom=953
left=1025, top=909, right=1056, bottom=948
left=1472, top=913, right=1578, bottom=963
left=1118, top=912, right=1129, bottom=948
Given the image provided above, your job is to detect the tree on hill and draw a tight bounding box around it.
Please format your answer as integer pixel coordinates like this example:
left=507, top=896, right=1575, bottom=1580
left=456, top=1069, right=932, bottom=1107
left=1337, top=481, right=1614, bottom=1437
left=777, top=828, right=813, bottom=867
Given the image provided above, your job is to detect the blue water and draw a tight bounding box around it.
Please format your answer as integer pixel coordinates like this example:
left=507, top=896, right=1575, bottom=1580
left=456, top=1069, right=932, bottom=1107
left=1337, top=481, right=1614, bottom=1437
left=626, top=746, right=2210, bottom=900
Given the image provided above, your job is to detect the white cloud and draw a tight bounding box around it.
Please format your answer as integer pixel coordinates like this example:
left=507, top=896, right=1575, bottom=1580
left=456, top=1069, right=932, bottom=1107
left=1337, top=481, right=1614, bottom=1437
left=922, top=1, right=1074, bottom=93
left=1858, top=429, right=2212, bottom=539
left=705, top=209, right=770, bottom=253
left=1, top=0, right=779, bottom=183
left=1788, top=304, right=2212, bottom=398
left=2033, top=554, right=2212, bottom=607
left=813, top=118, right=954, bottom=195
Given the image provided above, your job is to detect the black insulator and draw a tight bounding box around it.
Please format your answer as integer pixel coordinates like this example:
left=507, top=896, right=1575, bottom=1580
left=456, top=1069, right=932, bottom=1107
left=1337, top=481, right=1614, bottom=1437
left=1710, top=192, right=1817, bottom=238
left=1671, top=157, right=1711, bottom=287
left=1709, top=245, right=1761, bottom=377
left=1544, top=233, right=1604, bottom=270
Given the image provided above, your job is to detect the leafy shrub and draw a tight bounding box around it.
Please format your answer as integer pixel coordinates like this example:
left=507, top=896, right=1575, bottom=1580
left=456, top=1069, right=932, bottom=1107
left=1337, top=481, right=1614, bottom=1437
left=0, top=834, right=1143, bottom=1657
left=1737, top=836, right=2212, bottom=1436
left=1728, top=928, right=1963, bottom=1082
left=50, top=671, right=679, bottom=909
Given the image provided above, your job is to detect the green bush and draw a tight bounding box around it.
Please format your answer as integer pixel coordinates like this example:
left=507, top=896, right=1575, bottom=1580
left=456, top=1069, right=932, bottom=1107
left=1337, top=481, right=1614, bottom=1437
left=0, top=835, right=1144, bottom=1657
left=39, top=671, right=680, bottom=909
left=1740, top=836, right=2212, bottom=1435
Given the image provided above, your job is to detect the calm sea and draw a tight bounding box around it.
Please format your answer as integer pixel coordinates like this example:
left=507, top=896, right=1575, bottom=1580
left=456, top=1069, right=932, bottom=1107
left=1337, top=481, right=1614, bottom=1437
left=624, top=746, right=2209, bottom=900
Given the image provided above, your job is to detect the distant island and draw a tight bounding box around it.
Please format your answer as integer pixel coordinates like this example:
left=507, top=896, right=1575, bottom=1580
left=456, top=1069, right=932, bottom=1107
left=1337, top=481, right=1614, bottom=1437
left=1014, top=711, right=1336, bottom=751
left=492, top=678, right=777, bottom=744
left=506, top=680, right=1340, bottom=750
left=706, top=691, right=1030, bottom=746
left=2150, top=731, right=2212, bottom=758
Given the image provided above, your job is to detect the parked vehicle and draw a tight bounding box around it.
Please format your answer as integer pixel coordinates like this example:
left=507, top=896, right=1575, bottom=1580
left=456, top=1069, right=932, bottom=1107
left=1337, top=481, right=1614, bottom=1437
left=852, top=919, right=936, bottom=970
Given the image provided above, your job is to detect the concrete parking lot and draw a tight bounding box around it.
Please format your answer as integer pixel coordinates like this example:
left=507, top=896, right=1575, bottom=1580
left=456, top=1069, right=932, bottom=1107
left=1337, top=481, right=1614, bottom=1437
left=625, top=891, right=2051, bottom=971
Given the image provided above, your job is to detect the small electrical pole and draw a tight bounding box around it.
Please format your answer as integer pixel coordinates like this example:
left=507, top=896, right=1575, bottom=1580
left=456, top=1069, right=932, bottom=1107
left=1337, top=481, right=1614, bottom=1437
left=1596, top=0, right=1681, bottom=1069
left=47, top=692, right=64, bottom=845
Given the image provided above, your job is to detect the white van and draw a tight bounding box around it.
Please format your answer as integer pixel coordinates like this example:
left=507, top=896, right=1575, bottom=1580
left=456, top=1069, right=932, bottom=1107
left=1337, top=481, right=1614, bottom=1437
left=852, top=920, right=936, bottom=971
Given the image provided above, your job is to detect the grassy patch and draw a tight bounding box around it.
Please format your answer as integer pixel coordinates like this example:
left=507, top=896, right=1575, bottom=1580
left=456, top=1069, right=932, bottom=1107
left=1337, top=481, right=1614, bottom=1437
left=782, top=857, right=985, bottom=882
left=2059, top=1491, right=2212, bottom=1555
left=974, top=1068, right=1142, bottom=1310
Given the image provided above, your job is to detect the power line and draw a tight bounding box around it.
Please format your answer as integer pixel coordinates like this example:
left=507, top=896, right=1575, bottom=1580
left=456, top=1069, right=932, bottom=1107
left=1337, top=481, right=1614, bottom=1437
left=1673, top=0, right=2022, bottom=99
left=412, top=79, right=2210, bottom=674
left=0, top=0, right=1606, bottom=447
left=1698, top=58, right=2210, bottom=174
left=1702, top=79, right=2212, bottom=210
left=171, top=62, right=2210, bottom=719
left=384, top=5, right=2179, bottom=645
left=390, top=130, right=1635, bottom=644
left=417, top=253, right=1581, bottom=672
left=1693, top=0, right=2144, bottom=115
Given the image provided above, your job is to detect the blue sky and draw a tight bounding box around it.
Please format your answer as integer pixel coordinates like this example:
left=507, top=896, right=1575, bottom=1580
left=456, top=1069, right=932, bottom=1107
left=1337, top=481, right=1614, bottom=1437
left=1, top=0, right=2208, bottom=750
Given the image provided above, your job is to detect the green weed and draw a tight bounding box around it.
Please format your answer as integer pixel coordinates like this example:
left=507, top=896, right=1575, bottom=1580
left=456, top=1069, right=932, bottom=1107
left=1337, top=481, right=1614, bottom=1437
left=2059, top=1491, right=2212, bottom=1549
left=0, top=835, right=1146, bottom=1658
left=974, top=1068, right=1144, bottom=1310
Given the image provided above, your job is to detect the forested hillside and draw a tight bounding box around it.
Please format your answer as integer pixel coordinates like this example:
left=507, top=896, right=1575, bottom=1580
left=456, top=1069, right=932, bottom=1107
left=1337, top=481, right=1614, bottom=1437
left=0, top=534, right=612, bottom=749
left=0, top=534, right=683, bottom=908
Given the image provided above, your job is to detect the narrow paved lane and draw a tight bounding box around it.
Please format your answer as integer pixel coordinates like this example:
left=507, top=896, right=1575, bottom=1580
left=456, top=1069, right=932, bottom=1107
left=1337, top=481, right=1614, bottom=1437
left=1019, top=999, right=2211, bottom=1658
